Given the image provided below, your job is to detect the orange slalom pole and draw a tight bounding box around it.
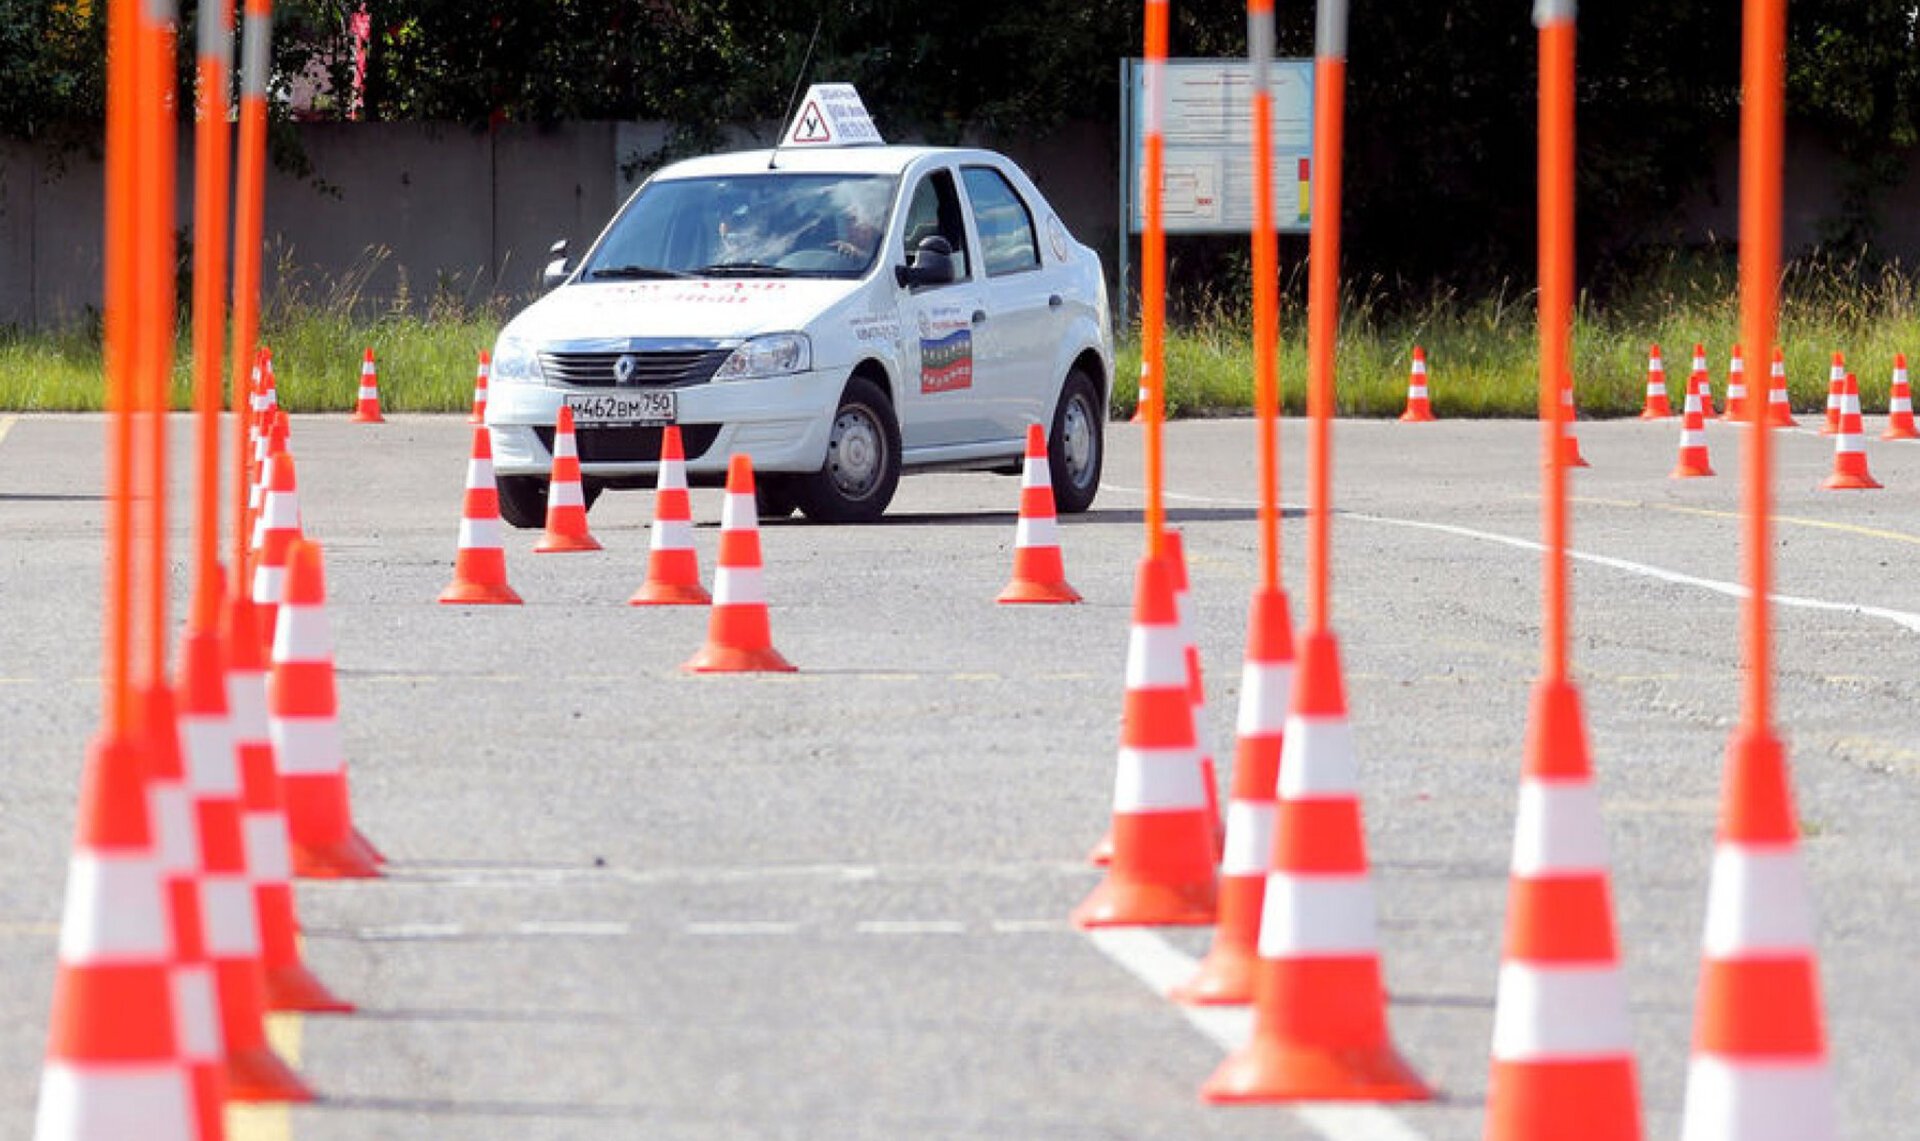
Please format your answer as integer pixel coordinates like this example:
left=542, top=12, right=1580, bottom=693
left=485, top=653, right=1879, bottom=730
left=230, top=0, right=273, bottom=586
left=1140, top=0, right=1169, bottom=561
left=1249, top=0, right=1281, bottom=590
left=103, top=0, right=137, bottom=733
left=191, top=0, right=236, bottom=632
left=1538, top=6, right=1574, bottom=683
left=1739, top=0, right=1783, bottom=732
left=136, top=0, right=179, bottom=685
left=1304, top=1, right=1347, bottom=634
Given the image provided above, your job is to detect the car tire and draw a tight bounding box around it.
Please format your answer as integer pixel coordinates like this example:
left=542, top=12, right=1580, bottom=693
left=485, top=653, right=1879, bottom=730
left=795, top=376, right=901, bottom=523
left=496, top=475, right=602, bottom=529
left=1048, top=368, right=1104, bottom=514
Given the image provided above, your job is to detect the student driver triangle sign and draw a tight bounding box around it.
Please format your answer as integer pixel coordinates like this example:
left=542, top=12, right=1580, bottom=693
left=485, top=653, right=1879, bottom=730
left=782, top=84, right=884, bottom=148
left=793, top=101, right=832, bottom=144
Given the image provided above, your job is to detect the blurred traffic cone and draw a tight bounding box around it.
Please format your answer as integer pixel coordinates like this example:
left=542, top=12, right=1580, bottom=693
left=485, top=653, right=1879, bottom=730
left=1200, top=631, right=1430, bottom=1103
left=1690, top=343, right=1716, bottom=418
left=1767, top=348, right=1797, bottom=428
left=1485, top=680, right=1640, bottom=1140
left=261, top=349, right=278, bottom=413
left=1399, top=347, right=1435, bottom=422
left=1558, top=374, right=1589, bottom=468
left=1171, top=585, right=1295, bottom=1005
left=176, top=601, right=312, bottom=1103
left=223, top=593, right=350, bottom=1014
left=1882, top=353, right=1917, bottom=440
left=1640, top=344, right=1672, bottom=419
left=1723, top=344, right=1748, bottom=421
left=250, top=451, right=302, bottom=670
left=1822, top=373, right=1881, bottom=490
left=34, top=731, right=195, bottom=1141
left=1821, top=352, right=1845, bottom=434
left=1072, top=555, right=1216, bottom=927
left=244, top=410, right=283, bottom=555
left=1130, top=360, right=1149, bottom=423
left=439, top=426, right=523, bottom=605
left=272, top=540, right=382, bottom=879
left=1672, top=380, right=1715, bottom=478
left=683, top=455, right=794, bottom=672
left=351, top=348, right=384, bottom=423
left=629, top=425, right=709, bottom=606
left=535, top=405, right=602, bottom=553
left=998, top=424, right=1081, bottom=604
left=1677, top=729, right=1836, bottom=1141
left=1163, top=530, right=1223, bottom=857
left=468, top=350, right=490, bottom=424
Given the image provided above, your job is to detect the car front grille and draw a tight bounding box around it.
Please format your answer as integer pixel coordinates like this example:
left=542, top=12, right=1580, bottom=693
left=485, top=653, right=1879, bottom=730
left=533, top=424, right=722, bottom=464
left=540, top=349, right=731, bottom=389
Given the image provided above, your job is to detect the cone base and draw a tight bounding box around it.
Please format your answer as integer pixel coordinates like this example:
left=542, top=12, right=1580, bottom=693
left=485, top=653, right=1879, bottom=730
left=265, top=963, right=354, bottom=1013
left=224, top=1044, right=316, bottom=1103
left=1881, top=425, right=1919, bottom=440
left=629, top=580, right=712, bottom=606
left=1169, top=942, right=1258, bottom=1006
left=997, top=578, right=1082, bottom=604
left=1071, top=875, right=1216, bottom=928
left=1639, top=408, right=1671, bottom=420
left=1201, top=1038, right=1432, bottom=1104
left=1557, top=438, right=1590, bottom=468
left=351, top=411, right=385, bottom=424
left=438, top=578, right=523, bottom=605
left=1769, top=412, right=1798, bottom=428
left=1671, top=462, right=1715, bottom=479
left=534, top=530, right=602, bottom=553
left=1398, top=409, right=1435, bottom=423
left=682, top=642, right=796, bottom=673
left=293, top=834, right=383, bottom=879
left=1821, top=471, right=1882, bottom=490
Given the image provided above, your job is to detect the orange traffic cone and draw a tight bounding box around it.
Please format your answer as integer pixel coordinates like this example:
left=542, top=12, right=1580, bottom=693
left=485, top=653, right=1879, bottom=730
left=1485, top=680, right=1640, bottom=1140
left=272, top=540, right=382, bottom=879
left=683, top=455, right=795, bottom=672
left=1163, top=530, right=1223, bottom=857
left=176, top=602, right=312, bottom=1103
left=34, top=731, right=195, bottom=1141
left=629, top=425, right=709, bottom=606
left=1639, top=344, right=1672, bottom=418
left=1130, top=361, right=1149, bottom=423
left=468, top=350, right=490, bottom=424
left=1672, top=378, right=1715, bottom=478
left=1821, top=352, right=1845, bottom=434
left=1882, top=352, right=1917, bottom=440
left=997, top=423, right=1081, bottom=604
left=351, top=347, right=384, bottom=423
left=535, top=405, right=602, bottom=552
left=1172, top=585, right=1295, bottom=1004
left=249, top=450, right=302, bottom=663
left=1201, top=631, right=1430, bottom=1103
left=1690, top=343, right=1716, bottom=418
left=439, top=426, right=523, bottom=605
left=261, top=347, right=279, bottom=413
left=1558, top=373, right=1589, bottom=468
left=1678, top=728, right=1836, bottom=1140
left=1767, top=348, right=1797, bottom=427
left=1399, top=347, right=1435, bottom=422
left=244, top=409, right=282, bottom=555
left=1723, top=344, right=1748, bottom=421
left=1822, top=373, right=1882, bottom=490
left=1072, top=555, right=1216, bottom=927
left=223, top=592, right=352, bottom=1013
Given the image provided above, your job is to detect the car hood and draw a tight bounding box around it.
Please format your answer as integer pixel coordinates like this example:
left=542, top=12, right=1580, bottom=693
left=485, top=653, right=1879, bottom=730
left=504, top=278, right=867, bottom=344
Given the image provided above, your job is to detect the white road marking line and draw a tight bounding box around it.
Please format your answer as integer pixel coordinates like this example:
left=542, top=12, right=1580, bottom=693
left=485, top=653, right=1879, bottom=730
left=855, top=920, right=967, bottom=935
left=990, top=918, right=1069, bottom=934
left=356, top=922, right=467, bottom=940
left=686, top=921, right=801, bottom=936
left=513, top=920, right=630, bottom=937
left=1087, top=928, right=1431, bottom=1141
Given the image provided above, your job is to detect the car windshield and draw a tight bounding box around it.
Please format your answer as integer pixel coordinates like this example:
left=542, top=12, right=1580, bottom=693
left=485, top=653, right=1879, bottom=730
left=581, top=173, right=898, bottom=281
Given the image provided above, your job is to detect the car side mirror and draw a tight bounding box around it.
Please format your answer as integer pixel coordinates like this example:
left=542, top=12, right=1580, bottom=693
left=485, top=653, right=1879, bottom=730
left=541, top=239, right=571, bottom=290
left=895, top=235, right=956, bottom=288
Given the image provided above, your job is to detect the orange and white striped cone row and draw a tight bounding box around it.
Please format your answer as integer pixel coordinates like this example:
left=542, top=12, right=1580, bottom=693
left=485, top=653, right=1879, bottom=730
left=1640, top=344, right=1672, bottom=418
left=629, top=425, right=709, bottom=606
left=1171, top=585, right=1295, bottom=1005
left=271, top=540, right=383, bottom=879
left=223, top=592, right=351, bottom=1014
left=34, top=732, right=195, bottom=1141
left=1821, top=352, right=1845, bottom=434
left=468, top=350, right=490, bottom=424
left=997, top=423, right=1081, bottom=604
left=534, top=405, right=602, bottom=553
left=1201, top=631, right=1430, bottom=1103
left=1399, top=347, right=1435, bottom=422
left=1723, top=344, right=1747, bottom=421
left=1130, top=360, right=1149, bottom=423
left=1767, top=348, right=1796, bottom=427
left=250, top=452, right=303, bottom=657
left=683, top=455, right=795, bottom=672
left=1072, top=555, right=1216, bottom=927
left=439, top=426, right=523, bottom=605
left=1672, top=380, right=1715, bottom=479
left=1485, top=680, right=1640, bottom=1140
left=244, top=410, right=282, bottom=555
left=1821, top=373, right=1881, bottom=490
left=351, top=347, right=384, bottom=423
left=176, top=614, right=312, bottom=1103
left=1882, top=352, right=1916, bottom=440
left=261, top=349, right=279, bottom=413
left=1164, top=530, right=1223, bottom=856
left=1559, top=373, right=1589, bottom=468
left=1690, top=344, right=1715, bottom=417
left=1678, top=728, right=1836, bottom=1141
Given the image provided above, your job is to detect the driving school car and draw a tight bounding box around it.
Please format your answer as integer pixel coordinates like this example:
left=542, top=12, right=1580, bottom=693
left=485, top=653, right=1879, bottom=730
left=485, top=85, right=1114, bottom=524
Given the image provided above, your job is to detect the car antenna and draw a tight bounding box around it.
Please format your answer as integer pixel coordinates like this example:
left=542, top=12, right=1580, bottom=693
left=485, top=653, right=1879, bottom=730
left=768, top=15, right=825, bottom=170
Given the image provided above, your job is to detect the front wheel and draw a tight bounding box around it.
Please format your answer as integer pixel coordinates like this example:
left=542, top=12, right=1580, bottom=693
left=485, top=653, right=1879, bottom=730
left=795, top=376, right=901, bottom=523
left=1048, top=369, right=1104, bottom=513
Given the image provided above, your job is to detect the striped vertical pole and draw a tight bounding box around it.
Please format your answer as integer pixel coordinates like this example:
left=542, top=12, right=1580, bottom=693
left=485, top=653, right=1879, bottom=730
left=1139, top=0, right=1169, bottom=561
left=189, top=0, right=234, bottom=637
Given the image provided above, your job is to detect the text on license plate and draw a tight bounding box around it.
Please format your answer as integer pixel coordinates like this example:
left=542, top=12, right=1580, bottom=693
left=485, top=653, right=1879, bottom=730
left=565, top=391, right=677, bottom=426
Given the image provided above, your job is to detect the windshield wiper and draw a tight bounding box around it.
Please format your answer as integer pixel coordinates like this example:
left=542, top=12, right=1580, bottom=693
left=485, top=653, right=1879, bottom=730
left=588, top=264, right=686, bottom=280
left=694, top=261, right=797, bottom=278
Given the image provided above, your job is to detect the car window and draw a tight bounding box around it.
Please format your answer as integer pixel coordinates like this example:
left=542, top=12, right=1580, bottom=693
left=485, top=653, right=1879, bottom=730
left=961, top=166, right=1040, bottom=277
left=582, top=173, right=897, bottom=279
left=901, top=169, right=969, bottom=281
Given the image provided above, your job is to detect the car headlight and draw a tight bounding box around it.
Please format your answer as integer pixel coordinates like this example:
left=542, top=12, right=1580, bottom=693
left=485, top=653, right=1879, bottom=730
left=713, top=333, right=811, bottom=381
left=491, top=335, right=545, bottom=386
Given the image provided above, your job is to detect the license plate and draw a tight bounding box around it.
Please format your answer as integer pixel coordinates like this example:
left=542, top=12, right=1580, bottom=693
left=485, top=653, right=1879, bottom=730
left=564, top=390, right=676, bottom=427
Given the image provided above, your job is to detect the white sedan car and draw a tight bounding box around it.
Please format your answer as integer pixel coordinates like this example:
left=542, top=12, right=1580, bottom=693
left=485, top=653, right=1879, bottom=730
left=486, top=142, right=1113, bottom=523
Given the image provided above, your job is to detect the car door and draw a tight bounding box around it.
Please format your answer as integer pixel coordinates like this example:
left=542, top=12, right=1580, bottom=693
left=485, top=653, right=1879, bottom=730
left=892, top=166, right=994, bottom=450
left=959, top=163, right=1056, bottom=440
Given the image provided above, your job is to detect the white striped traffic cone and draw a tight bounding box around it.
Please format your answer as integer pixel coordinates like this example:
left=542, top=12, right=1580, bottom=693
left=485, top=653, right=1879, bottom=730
left=683, top=454, right=794, bottom=672
left=1690, top=343, right=1716, bottom=417
left=997, top=423, right=1080, bottom=604
left=468, top=350, right=489, bottom=424
left=1640, top=344, right=1672, bottom=419
left=1882, top=352, right=1916, bottom=440
left=439, top=426, right=523, bottom=605
left=1821, top=352, right=1845, bottom=434
left=1163, top=530, right=1223, bottom=856
left=1558, top=373, right=1590, bottom=468
left=535, top=405, right=602, bottom=552
left=1724, top=344, right=1748, bottom=421
left=351, top=347, right=384, bottom=423
left=1821, top=373, right=1881, bottom=490
left=1767, top=348, right=1797, bottom=428
left=1672, top=379, right=1715, bottom=478
left=249, top=452, right=302, bottom=655
left=1399, top=347, right=1435, bottom=421
left=630, top=425, right=709, bottom=606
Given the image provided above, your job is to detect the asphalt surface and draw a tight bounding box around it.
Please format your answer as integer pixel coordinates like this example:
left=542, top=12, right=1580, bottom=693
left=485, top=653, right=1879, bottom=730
left=1, top=410, right=1916, bottom=1140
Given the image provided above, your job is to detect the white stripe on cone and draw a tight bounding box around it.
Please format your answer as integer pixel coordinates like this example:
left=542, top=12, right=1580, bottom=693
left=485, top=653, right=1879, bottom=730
left=35, top=1066, right=193, bottom=1141
left=272, top=605, right=332, bottom=663
left=1256, top=873, right=1379, bottom=955
left=241, top=815, right=293, bottom=883
left=1023, top=455, right=1051, bottom=485
left=1681, top=1059, right=1835, bottom=1141
left=1125, top=626, right=1189, bottom=688
left=651, top=519, right=696, bottom=552
left=1235, top=661, right=1293, bottom=735
left=199, top=877, right=261, bottom=958
left=1013, top=515, right=1060, bottom=550
left=1702, top=846, right=1815, bottom=954
left=56, top=855, right=171, bottom=959
left=550, top=478, right=585, bottom=509
left=1111, top=745, right=1208, bottom=812
left=1511, top=780, right=1610, bottom=874
left=170, top=966, right=220, bottom=1061
left=147, top=785, right=197, bottom=876
left=1491, top=963, right=1633, bottom=1057
left=178, top=718, right=240, bottom=797
left=712, top=566, right=767, bottom=607
left=1219, top=801, right=1277, bottom=876
left=721, top=490, right=756, bottom=530
left=270, top=717, right=346, bottom=778
left=458, top=516, right=501, bottom=551
left=465, top=456, right=495, bottom=490
left=1274, top=717, right=1358, bottom=796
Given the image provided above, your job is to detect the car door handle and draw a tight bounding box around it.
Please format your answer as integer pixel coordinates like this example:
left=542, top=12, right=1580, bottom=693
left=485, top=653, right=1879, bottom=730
left=1048, top=294, right=1064, bottom=310
left=971, top=310, right=988, bottom=326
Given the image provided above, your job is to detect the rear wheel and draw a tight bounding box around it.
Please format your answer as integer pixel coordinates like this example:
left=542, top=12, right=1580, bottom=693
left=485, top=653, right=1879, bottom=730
left=1048, top=368, right=1103, bottom=513
left=795, top=376, right=901, bottom=523
left=496, top=475, right=602, bottom=529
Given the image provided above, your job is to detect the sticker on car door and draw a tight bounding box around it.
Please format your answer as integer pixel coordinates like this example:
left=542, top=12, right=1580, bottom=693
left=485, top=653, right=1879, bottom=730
left=918, top=307, right=973, bottom=394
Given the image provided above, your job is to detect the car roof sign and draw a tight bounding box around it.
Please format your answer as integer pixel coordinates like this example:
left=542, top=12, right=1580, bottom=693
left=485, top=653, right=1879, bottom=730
left=781, top=84, right=884, bottom=149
